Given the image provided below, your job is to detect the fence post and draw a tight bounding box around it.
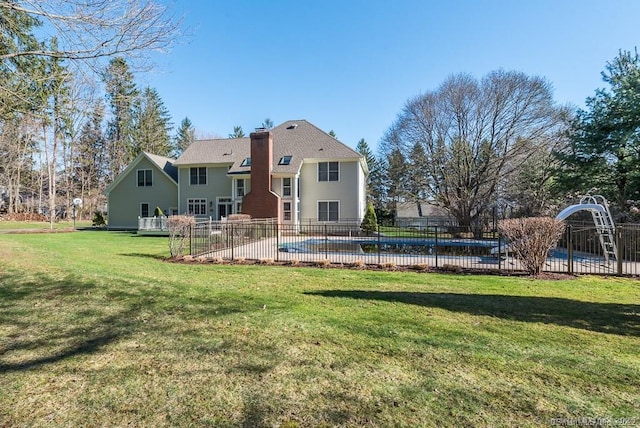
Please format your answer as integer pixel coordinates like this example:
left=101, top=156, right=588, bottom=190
left=276, top=222, right=280, bottom=262
left=498, top=234, right=502, bottom=271
left=616, top=226, right=623, bottom=275
left=230, top=223, right=234, bottom=260
left=567, top=225, right=573, bottom=275
left=434, top=226, right=438, bottom=268
left=377, top=225, right=381, bottom=265
left=324, top=223, right=328, bottom=259
left=189, top=224, right=193, bottom=256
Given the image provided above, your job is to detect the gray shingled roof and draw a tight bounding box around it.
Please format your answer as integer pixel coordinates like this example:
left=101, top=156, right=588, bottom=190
left=145, top=152, right=178, bottom=182
left=173, top=120, right=363, bottom=175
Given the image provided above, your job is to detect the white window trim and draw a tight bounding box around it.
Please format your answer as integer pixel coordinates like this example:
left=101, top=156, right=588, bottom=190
left=137, top=169, right=152, bottom=187
left=187, top=198, right=207, bottom=216
left=317, top=200, right=340, bottom=222
left=140, top=202, right=150, bottom=217
left=189, top=167, right=207, bottom=186
left=236, top=178, right=245, bottom=198
left=283, top=201, right=292, bottom=222
left=317, top=161, right=340, bottom=182
left=282, top=177, right=292, bottom=198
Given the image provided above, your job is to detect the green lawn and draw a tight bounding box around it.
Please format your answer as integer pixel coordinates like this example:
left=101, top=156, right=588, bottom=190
left=0, top=219, right=92, bottom=231
left=0, top=231, right=638, bottom=427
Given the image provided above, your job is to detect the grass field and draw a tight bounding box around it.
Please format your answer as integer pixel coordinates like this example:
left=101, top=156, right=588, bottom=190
left=0, top=230, right=638, bottom=427
left=0, top=219, right=92, bottom=231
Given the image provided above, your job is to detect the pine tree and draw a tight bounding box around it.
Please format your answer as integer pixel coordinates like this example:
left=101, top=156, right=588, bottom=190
left=229, top=125, right=245, bottom=138
left=104, top=57, right=138, bottom=180
left=132, top=86, right=173, bottom=156
left=360, top=202, right=378, bottom=235
left=174, top=117, right=195, bottom=157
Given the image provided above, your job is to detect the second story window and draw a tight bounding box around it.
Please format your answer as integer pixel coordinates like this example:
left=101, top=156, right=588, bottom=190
left=137, top=169, right=152, bottom=187
left=318, top=162, right=339, bottom=182
left=282, top=177, right=291, bottom=197
left=190, top=167, right=207, bottom=185
left=237, top=179, right=245, bottom=197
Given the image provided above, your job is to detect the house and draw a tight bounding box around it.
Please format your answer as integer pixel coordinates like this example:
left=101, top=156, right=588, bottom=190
left=395, top=201, right=457, bottom=228
left=105, top=120, right=368, bottom=229
left=105, top=152, right=178, bottom=229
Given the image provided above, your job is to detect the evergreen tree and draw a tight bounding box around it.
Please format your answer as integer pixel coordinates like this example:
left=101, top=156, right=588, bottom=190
left=356, top=138, right=378, bottom=201
left=556, top=49, right=640, bottom=215
left=360, top=202, right=378, bottom=235
left=229, top=125, right=245, bottom=138
left=104, top=57, right=138, bottom=180
left=407, top=141, right=430, bottom=216
left=132, top=86, right=173, bottom=156
left=174, top=116, right=195, bottom=157
left=261, top=118, right=274, bottom=130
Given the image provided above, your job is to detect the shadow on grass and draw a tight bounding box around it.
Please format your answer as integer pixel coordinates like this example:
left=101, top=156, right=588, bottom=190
left=0, top=270, right=249, bottom=373
left=305, top=290, right=640, bottom=337
left=119, top=252, right=167, bottom=260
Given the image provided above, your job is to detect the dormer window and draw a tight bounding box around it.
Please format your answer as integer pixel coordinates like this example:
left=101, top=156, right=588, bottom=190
left=240, top=157, right=251, bottom=167
left=278, top=155, right=292, bottom=165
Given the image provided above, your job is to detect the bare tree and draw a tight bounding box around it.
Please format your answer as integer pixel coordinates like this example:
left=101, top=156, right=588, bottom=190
left=0, top=0, right=182, bottom=64
left=382, top=70, right=568, bottom=236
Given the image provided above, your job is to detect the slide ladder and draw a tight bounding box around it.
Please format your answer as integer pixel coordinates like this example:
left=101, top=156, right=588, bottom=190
left=579, top=195, right=617, bottom=263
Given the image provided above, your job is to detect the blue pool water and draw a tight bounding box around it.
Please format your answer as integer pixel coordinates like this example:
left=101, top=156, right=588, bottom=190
left=279, top=237, right=500, bottom=256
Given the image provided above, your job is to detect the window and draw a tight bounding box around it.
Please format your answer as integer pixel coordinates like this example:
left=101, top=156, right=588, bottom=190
left=282, top=177, right=291, bottom=197
left=140, top=203, right=149, bottom=217
left=283, top=202, right=291, bottom=221
left=318, top=201, right=339, bottom=222
left=240, top=157, right=251, bottom=167
left=187, top=198, right=207, bottom=215
left=318, top=162, right=339, bottom=182
left=237, top=179, right=245, bottom=197
left=137, top=169, right=152, bottom=187
left=278, top=155, right=292, bottom=165
left=190, top=167, right=207, bottom=185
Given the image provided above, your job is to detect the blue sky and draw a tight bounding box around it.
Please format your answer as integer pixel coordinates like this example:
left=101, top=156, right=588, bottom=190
left=142, top=0, right=640, bottom=151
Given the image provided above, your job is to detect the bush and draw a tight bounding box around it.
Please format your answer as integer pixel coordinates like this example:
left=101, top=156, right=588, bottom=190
left=498, top=217, right=565, bottom=276
left=92, top=211, right=106, bottom=227
left=167, top=215, right=195, bottom=257
left=361, top=202, right=378, bottom=235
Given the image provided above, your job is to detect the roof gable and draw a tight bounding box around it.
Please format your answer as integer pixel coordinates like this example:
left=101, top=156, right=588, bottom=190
left=104, top=151, right=177, bottom=195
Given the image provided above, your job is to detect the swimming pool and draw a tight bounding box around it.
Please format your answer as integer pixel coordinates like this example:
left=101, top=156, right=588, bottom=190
left=279, top=237, right=500, bottom=257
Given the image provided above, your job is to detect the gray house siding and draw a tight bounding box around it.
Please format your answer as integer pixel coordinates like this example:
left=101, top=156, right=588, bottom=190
left=107, top=157, right=177, bottom=229
left=178, top=166, right=232, bottom=218
left=299, top=160, right=362, bottom=222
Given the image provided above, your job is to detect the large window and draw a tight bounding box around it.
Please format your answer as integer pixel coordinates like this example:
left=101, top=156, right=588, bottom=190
left=283, top=202, right=291, bottom=221
left=187, top=198, right=207, bottom=215
left=237, top=179, right=245, bottom=197
left=318, top=162, right=339, bottom=182
left=190, top=167, right=207, bottom=185
left=282, top=177, right=291, bottom=197
left=318, top=201, right=339, bottom=222
left=137, top=169, right=152, bottom=187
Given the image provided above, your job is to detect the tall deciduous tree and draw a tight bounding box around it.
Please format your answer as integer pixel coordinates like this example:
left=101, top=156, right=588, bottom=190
left=556, top=49, right=640, bottom=217
left=383, top=70, right=566, bottom=234
left=0, top=0, right=181, bottom=63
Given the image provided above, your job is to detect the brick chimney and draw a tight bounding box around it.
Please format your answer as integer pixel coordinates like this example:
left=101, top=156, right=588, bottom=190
left=241, top=130, right=281, bottom=220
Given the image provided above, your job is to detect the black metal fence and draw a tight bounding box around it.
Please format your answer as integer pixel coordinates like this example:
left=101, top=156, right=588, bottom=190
left=187, top=221, right=640, bottom=276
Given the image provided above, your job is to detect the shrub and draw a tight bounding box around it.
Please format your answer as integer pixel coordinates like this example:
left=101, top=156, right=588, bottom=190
left=361, top=202, right=378, bottom=235
left=498, top=217, right=565, bottom=276
left=92, top=211, right=106, bottom=227
left=167, top=215, right=195, bottom=257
